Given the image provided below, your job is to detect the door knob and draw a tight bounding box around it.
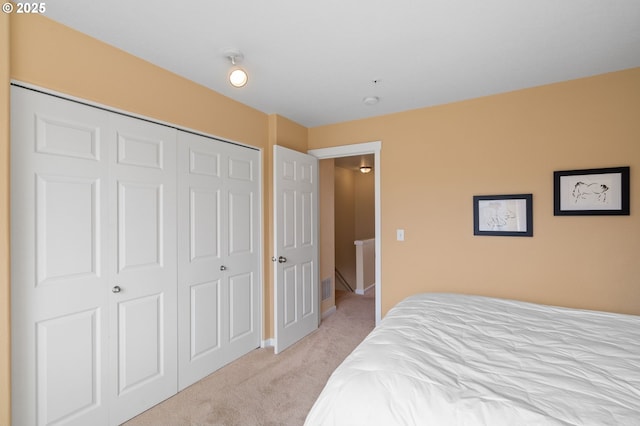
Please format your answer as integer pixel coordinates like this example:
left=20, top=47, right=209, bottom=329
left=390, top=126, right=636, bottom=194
left=112, top=286, right=121, bottom=293
left=278, top=256, right=287, bottom=263
left=220, top=265, right=227, bottom=271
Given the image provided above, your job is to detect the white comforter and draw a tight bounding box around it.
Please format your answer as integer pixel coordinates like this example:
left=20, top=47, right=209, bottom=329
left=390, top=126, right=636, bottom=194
left=305, top=293, right=640, bottom=426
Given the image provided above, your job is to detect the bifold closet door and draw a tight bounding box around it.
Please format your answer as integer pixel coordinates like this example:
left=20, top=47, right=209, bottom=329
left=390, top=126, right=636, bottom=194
left=11, top=86, right=178, bottom=426
left=107, top=114, right=178, bottom=425
left=11, top=87, right=111, bottom=426
left=177, top=132, right=261, bottom=390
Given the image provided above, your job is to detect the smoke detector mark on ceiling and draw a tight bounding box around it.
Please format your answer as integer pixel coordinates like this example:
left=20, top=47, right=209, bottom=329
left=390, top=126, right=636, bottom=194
left=362, top=96, right=380, bottom=106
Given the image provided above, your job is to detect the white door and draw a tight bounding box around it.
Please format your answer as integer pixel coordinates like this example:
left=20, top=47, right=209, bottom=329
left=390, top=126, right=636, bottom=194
left=273, top=145, right=319, bottom=354
left=223, top=142, right=261, bottom=361
left=177, top=132, right=261, bottom=390
left=11, top=87, right=111, bottom=426
left=11, top=86, right=178, bottom=425
left=108, top=114, right=177, bottom=424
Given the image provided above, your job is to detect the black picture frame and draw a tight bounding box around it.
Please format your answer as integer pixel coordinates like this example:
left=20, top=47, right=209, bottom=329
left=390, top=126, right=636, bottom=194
left=553, top=167, right=630, bottom=216
left=473, top=194, right=533, bottom=237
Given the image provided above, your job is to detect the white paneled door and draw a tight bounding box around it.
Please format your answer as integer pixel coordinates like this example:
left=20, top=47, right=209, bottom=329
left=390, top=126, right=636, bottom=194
left=177, top=131, right=260, bottom=390
left=11, top=87, right=178, bottom=425
left=107, top=114, right=177, bottom=425
left=11, top=87, right=111, bottom=426
left=273, top=145, right=319, bottom=354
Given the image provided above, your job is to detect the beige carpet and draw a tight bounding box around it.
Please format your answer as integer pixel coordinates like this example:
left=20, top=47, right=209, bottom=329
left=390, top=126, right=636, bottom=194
left=123, top=289, right=375, bottom=426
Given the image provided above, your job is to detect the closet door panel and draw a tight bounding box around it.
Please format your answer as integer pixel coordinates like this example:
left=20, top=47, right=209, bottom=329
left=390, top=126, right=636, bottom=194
left=177, top=132, right=227, bottom=390
left=108, top=114, right=177, bottom=425
left=117, top=181, right=163, bottom=269
left=11, top=87, right=110, bottom=426
left=190, top=279, right=222, bottom=358
left=190, top=187, right=221, bottom=261
left=177, top=133, right=261, bottom=389
left=229, top=271, right=255, bottom=340
left=223, top=144, right=261, bottom=361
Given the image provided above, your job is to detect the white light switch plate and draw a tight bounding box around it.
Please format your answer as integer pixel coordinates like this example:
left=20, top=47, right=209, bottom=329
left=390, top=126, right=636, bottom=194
left=396, top=229, right=405, bottom=241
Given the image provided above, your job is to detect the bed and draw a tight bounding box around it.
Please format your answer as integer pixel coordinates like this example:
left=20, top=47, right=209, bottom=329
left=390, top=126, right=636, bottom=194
left=304, top=293, right=640, bottom=425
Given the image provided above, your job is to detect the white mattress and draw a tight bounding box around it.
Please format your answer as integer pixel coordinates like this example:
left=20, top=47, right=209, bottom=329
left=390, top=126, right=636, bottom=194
left=305, top=293, right=640, bottom=425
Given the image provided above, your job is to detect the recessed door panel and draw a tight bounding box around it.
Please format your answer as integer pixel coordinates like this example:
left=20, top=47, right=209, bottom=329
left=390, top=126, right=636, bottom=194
left=190, top=149, right=220, bottom=177
left=190, top=280, right=221, bottom=359
left=282, top=190, right=296, bottom=250
left=117, top=294, right=163, bottom=395
left=229, top=191, right=253, bottom=255
left=228, top=157, right=253, bottom=181
left=229, top=272, right=253, bottom=341
left=283, top=265, right=297, bottom=327
left=117, top=134, right=163, bottom=169
left=301, top=190, right=313, bottom=247
left=36, top=175, right=100, bottom=285
left=36, top=309, right=101, bottom=426
left=190, top=188, right=220, bottom=262
left=36, top=114, right=100, bottom=161
left=282, top=159, right=296, bottom=181
left=301, top=261, right=314, bottom=318
left=299, top=163, right=313, bottom=184
left=118, top=182, right=162, bottom=271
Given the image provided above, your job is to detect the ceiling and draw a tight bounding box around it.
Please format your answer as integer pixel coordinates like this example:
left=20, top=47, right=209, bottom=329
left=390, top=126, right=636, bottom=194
left=44, top=1, right=640, bottom=128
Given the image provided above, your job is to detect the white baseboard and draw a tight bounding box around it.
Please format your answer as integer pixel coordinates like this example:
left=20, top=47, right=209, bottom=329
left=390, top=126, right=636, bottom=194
left=261, top=338, right=274, bottom=348
left=356, top=283, right=376, bottom=295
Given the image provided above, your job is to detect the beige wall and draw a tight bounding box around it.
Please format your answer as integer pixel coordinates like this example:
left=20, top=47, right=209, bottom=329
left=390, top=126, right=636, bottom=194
left=354, top=171, right=375, bottom=240
left=309, top=67, right=640, bottom=317
left=319, top=159, right=336, bottom=313
left=1, top=11, right=11, bottom=426
left=10, top=14, right=267, bottom=144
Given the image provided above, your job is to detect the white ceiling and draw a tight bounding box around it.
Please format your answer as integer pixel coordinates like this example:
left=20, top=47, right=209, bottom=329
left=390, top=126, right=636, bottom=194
left=44, top=0, right=640, bottom=128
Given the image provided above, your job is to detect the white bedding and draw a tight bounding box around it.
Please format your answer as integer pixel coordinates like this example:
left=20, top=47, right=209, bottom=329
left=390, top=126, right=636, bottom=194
left=304, top=293, right=640, bottom=426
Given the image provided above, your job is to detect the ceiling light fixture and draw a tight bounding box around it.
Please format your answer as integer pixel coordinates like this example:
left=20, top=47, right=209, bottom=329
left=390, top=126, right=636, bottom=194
left=359, top=165, right=372, bottom=174
left=223, top=49, right=248, bottom=88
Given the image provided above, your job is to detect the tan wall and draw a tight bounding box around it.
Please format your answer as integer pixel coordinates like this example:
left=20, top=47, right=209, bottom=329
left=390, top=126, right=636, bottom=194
left=1, top=11, right=11, bottom=426
left=309, top=67, right=640, bottom=317
left=319, top=159, right=335, bottom=313
left=354, top=171, right=375, bottom=240
left=9, top=14, right=268, bottom=145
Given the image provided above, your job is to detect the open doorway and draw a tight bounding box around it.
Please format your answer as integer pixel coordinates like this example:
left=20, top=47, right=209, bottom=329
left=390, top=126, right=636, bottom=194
left=333, top=154, right=375, bottom=294
left=309, top=141, right=381, bottom=325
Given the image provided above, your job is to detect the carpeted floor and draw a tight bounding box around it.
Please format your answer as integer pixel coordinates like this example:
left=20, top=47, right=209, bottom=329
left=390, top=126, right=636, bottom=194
left=123, top=289, right=375, bottom=426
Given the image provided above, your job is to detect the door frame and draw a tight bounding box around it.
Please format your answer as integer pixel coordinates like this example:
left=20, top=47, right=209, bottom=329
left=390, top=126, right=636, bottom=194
left=308, top=141, right=381, bottom=325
